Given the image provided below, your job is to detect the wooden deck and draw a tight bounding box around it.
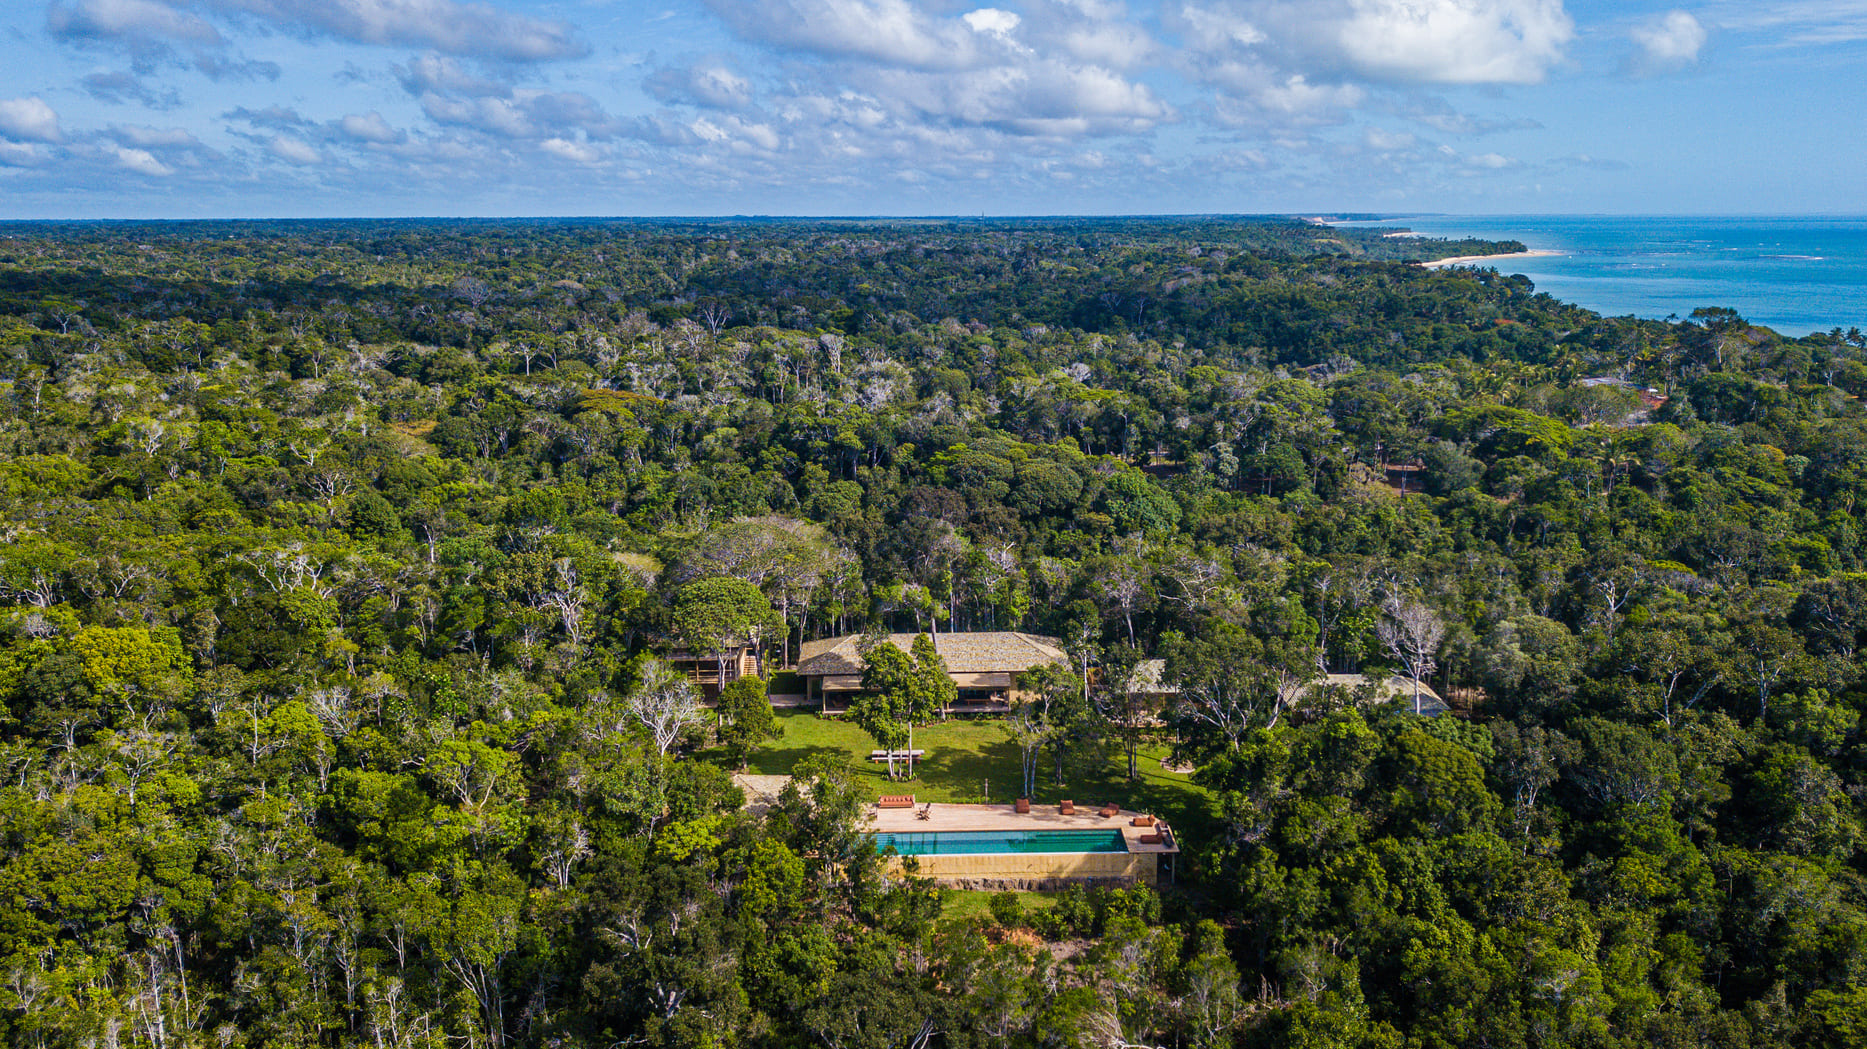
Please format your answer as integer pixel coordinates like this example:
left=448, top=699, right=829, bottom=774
left=866, top=802, right=1178, bottom=855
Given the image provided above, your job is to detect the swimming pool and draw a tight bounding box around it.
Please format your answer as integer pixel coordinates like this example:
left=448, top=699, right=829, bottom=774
left=873, top=829, right=1129, bottom=856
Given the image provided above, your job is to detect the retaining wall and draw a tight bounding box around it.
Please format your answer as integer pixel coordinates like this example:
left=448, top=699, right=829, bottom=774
left=887, top=850, right=1156, bottom=886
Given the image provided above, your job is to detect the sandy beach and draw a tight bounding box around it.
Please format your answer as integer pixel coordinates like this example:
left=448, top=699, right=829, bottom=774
left=1420, top=248, right=1565, bottom=269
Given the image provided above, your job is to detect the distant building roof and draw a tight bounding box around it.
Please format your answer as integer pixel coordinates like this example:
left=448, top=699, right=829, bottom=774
left=796, top=632, right=1068, bottom=678
left=1299, top=673, right=1449, bottom=717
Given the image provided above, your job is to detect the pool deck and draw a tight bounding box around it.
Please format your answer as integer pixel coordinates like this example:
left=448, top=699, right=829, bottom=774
left=867, top=802, right=1178, bottom=855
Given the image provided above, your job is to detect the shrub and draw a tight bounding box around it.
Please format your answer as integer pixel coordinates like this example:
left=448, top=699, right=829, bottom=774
left=988, top=890, right=1023, bottom=928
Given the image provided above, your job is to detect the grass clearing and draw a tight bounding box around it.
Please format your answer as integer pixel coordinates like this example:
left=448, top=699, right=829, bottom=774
left=937, top=889, right=1060, bottom=925
left=713, top=709, right=1217, bottom=841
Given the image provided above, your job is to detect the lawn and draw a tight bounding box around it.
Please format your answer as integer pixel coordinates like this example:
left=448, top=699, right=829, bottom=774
left=714, top=709, right=1217, bottom=841
left=937, top=888, right=1059, bottom=924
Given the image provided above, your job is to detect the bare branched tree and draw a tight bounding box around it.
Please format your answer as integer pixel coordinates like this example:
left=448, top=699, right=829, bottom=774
left=629, top=658, right=705, bottom=759
left=543, top=558, right=589, bottom=651
left=1093, top=557, right=1149, bottom=646
left=1378, top=595, right=1446, bottom=715
left=698, top=301, right=732, bottom=337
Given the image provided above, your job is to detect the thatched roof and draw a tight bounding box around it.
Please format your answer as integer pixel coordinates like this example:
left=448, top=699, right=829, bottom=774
left=1300, top=673, right=1448, bottom=716
left=795, top=632, right=1068, bottom=677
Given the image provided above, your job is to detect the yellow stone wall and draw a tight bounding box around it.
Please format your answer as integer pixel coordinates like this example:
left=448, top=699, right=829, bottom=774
left=888, top=851, right=1156, bottom=886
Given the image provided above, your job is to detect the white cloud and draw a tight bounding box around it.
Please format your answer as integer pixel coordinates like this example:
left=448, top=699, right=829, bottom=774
left=396, top=55, right=511, bottom=99
left=1176, top=4, right=1268, bottom=49
left=339, top=112, right=403, bottom=143
left=420, top=89, right=623, bottom=142
left=1178, top=1, right=1569, bottom=86
left=195, top=54, right=281, bottom=81
left=82, top=71, right=182, bottom=109
left=1632, top=10, right=1706, bottom=68
left=0, top=142, right=54, bottom=167
left=1256, top=73, right=1363, bottom=115
left=206, top=0, right=586, bottom=61
left=1703, top=1, right=1867, bottom=46
left=109, top=124, right=201, bottom=148
left=540, top=137, right=602, bottom=164
left=47, top=0, right=225, bottom=46
left=225, top=104, right=309, bottom=130
left=963, top=8, right=1022, bottom=38
left=423, top=94, right=528, bottom=137
left=15, top=0, right=1587, bottom=209
left=689, top=116, right=782, bottom=152
left=987, top=0, right=1158, bottom=68
left=1331, top=0, right=1574, bottom=84
left=112, top=145, right=174, bottom=175
left=737, top=121, right=782, bottom=152
left=268, top=134, right=321, bottom=164
left=1053, top=22, right=1157, bottom=66
left=1194, top=59, right=1364, bottom=126
left=1428, top=142, right=1515, bottom=170
left=1556, top=152, right=1628, bottom=170
left=1401, top=97, right=1543, bottom=135
left=1171, top=1, right=1567, bottom=135
left=644, top=62, right=757, bottom=110
left=0, top=98, right=66, bottom=144
left=872, top=61, right=1172, bottom=136
left=676, top=0, right=1176, bottom=155
left=704, top=0, right=1004, bottom=70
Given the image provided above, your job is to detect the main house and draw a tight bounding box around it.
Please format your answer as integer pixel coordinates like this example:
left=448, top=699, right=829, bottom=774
left=795, top=631, right=1069, bottom=714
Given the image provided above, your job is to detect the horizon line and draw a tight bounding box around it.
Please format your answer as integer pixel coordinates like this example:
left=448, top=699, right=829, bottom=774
left=6, top=211, right=1867, bottom=225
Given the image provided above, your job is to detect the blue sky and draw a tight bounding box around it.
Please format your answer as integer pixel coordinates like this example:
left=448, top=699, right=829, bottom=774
left=0, top=0, right=1863, bottom=217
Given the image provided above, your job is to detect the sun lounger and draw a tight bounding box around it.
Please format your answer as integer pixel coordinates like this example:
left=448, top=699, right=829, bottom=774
left=878, top=794, right=915, bottom=809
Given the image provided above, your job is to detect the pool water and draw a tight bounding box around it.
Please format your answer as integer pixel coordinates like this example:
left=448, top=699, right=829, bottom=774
left=873, top=829, right=1129, bottom=855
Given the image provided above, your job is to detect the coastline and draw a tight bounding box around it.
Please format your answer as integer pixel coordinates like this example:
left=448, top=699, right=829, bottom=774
left=1335, top=216, right=1862, bottom=335
left=1420, top=248, right=1565, bottom=269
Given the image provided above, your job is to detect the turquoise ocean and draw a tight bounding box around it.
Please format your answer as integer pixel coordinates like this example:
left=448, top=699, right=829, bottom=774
left=1339, top=216, right=1867, bottom=337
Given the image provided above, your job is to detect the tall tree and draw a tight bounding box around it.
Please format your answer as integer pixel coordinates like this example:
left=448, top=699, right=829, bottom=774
left=1093, top=643, right=1150, bottom=781
left=682, top=517, right=847, bottom=666
left=715, top=673, right=779, bottom=770
left=850, top=635, right=949, bottom=780
left=672, top=576, right=785, bottom=688
left=1008, top=661, right=1085, bottom=794
left=850, top=639, right=914, bottom=781
left=1163, top=623, right=1318, bottom=759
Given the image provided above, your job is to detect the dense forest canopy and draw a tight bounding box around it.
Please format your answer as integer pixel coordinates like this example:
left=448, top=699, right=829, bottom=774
left=0, top=216, right=1864, bottom=1049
